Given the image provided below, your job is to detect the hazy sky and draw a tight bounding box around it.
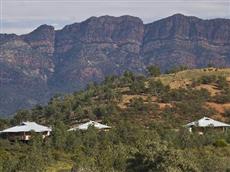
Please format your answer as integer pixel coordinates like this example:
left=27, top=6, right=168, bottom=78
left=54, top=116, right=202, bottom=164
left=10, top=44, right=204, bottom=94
left=1, top=0, right=230, bottom=34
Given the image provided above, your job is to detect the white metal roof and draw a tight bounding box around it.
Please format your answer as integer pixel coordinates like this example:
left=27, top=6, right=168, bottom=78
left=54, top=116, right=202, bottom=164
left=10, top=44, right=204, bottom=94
left=186, top=117, right=230, bottom=128
left=0, top=122, right=52, bottom=133
left=68, top=120, right=111, bottom=131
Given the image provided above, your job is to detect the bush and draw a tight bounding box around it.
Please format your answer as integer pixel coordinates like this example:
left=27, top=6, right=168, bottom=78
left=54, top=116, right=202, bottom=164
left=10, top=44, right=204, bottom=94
left=160, top=88, right=210, bottom=103
left=214, top=90, right=230, bottom=103
left=213, top=139, right=228, bottom=147
left=147, top=65, right=161, bottom=77
left=224, top=108, right=230, bottom=117
left=216, top=76, right=228, bottom=89
left=166, top=65, right=188, bottom=74
left=197, top=75, right=217, bottom=84
left=128, top=98, right=148, bottom=115
left=129, top=78, right=146, bottom=94
left=148, top=80, right=169, bottom=97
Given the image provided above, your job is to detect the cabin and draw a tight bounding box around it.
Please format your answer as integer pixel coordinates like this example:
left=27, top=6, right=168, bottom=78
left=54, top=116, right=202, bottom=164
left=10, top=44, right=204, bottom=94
left=185, top=117, right=230, bottom=134
left=68, top=120, right=111, bottom=131
left=0, top=122, right=52, bottom=141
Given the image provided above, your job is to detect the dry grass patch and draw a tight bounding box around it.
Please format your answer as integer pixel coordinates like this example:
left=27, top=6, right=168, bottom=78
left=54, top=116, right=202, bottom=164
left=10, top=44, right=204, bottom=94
left=196, top=84, right=220, bottom=96
left=46, top=161, right=72, bottom=172
left=118, top=94, right=157, bottom=109
left=155, top=68, right=230, bottom=88
left=158, top=103, right=172, bottom=109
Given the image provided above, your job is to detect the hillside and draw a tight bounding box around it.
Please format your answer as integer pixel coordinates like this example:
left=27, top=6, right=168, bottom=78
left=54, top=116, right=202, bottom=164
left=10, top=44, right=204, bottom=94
left=5, top=67, right=230, bottom=127
left=1, top=14, right=230, bottom=115
left=1, top=67, right=230, bottom=171
left=158, top=68, right=230, bottom=87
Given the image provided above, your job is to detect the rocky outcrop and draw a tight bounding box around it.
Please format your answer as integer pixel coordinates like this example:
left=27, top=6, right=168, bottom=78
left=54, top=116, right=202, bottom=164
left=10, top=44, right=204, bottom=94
left=52, top=15, right=145, bottom=91
left=0, top=14, right=230, bottom=115
left=22, top=24, right=55, bottom=56
left=142, top=14, right=230, bottom=69
left=0, top=26, right=55, bottom=115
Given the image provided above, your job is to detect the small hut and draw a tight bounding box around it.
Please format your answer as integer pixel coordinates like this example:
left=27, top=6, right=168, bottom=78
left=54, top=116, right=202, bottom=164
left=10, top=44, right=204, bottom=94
left=68, top=120, right=111, bottom=131
left=0, top=122, right=52, bottom=141
left=185, top=117, right=230, bottom=134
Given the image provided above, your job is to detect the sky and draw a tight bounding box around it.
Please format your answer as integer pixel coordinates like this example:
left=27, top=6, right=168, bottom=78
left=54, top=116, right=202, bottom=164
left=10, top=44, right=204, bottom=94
left=1, top=0, right=230, bottom=34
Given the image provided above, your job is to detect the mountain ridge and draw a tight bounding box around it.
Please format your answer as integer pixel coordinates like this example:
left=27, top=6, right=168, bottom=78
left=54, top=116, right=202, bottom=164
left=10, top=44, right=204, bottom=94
left=0, top=13, right=230, bottom=115
left=5, top=13, right=230, bottom=36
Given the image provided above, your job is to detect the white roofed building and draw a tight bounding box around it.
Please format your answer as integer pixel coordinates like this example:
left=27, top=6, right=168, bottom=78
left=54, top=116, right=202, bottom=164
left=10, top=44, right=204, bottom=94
left=68, top=120, right=111, bottom=131
left=0, top=122, right=52, bottom=141
left=185, top=117, right=230, bottom=134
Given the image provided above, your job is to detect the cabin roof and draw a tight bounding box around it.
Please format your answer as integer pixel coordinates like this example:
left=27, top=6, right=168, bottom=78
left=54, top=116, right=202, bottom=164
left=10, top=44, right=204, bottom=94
left=68, top=120, right=111, bottom=131
left=0, top=122, right=52, bottom=133
left=186, top=117, right=230, bottom=128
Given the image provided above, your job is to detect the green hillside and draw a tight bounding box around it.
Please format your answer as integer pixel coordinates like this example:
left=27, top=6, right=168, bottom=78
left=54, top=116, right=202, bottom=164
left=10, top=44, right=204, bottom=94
left=1, top=67, right=230, bottom=171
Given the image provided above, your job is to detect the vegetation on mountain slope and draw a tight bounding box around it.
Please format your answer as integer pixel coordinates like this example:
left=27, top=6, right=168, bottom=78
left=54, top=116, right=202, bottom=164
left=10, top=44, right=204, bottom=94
left=1, top=67, right=230, bottom=171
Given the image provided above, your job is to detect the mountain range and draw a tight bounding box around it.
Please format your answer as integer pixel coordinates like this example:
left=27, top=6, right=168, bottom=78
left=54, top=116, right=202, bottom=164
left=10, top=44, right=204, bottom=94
left=0, top=13, right=230, bottom=115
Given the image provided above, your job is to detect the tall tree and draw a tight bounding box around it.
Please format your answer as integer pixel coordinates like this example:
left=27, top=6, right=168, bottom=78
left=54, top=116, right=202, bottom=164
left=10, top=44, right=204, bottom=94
left=147, top=65, right=161, bottom=77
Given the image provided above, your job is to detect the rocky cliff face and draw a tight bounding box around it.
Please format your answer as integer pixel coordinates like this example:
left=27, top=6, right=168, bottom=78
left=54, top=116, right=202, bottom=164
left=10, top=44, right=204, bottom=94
left=0, top=26, right=55, bottom=115
left=52, top=15, right=145, bottom=91
left=142, top=14, right=230, bottom=69
left=0, top=14, right=230, bottom=115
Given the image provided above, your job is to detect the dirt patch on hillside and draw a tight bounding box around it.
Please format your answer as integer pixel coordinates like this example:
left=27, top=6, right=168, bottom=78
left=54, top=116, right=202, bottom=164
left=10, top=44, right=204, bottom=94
left=206, top=102, right=230, bottom=114
left=169, top=79, right=191, bottom=89
left=196, top=84, right=220, bottom=96
left=118, top=95, right=158, bottom=109
left=158, top=103, right=172, bottom=109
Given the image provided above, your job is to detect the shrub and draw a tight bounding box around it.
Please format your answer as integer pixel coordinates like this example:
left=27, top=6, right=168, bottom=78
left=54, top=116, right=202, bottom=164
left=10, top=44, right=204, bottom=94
left=213, top=139, right=228, bottom=147
left=160, top=88, right=210, bottom=103
left=224, top=108, right=230, bottom=117
left=197, top=75, right=217, bottom=84
left=214, top=91, right=230, bottom=103
left=147, top=65, right=161, bottom=77
left=166, top=65, right=188, bottom=74
left=129, top=78, right=146, bottom=94
left=128, top=98, right=148, bottom=114
left=216, top=76, right=229, bottom=89
left=148, top=80, right=169, bottom=97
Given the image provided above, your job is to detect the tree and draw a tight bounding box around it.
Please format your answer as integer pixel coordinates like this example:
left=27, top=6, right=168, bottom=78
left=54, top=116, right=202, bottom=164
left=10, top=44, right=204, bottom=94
left=0, top=119, right=10, bottom=130
left=148, top=80, right=169, bottom=97
left=129, top=79, right=146, bottom=94
left=12, top=109, right=32, bottom=125
left=17, top=133, right=48, bottom=172
left=122, top=71, right=135, bottom=85
left=52, top=120, right=68, bottom=150
left=126, top=140, right=199, bottom=172
left=129, top=98, right=148, bottom=115
left=147, top=65, right=161, bottom=77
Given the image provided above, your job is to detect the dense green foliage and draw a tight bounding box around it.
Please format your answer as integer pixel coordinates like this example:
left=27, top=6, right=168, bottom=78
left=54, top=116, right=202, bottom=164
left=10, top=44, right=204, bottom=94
left=1, top=70, right=230, bottom=171
left=147, top=65, right=161, bottom=77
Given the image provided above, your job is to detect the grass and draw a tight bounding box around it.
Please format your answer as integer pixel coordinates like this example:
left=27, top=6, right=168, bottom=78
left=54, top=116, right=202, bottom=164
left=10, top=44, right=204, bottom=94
left=46, top=161, right=73, bottom=172
left=156, top=68, right=230, bottom=88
